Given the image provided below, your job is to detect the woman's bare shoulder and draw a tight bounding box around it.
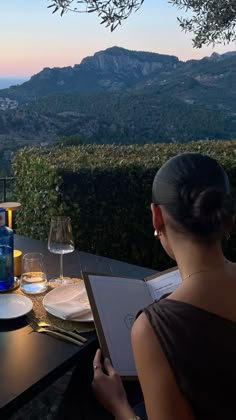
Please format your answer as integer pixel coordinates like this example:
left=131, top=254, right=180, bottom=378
left=131, top=311, right=155, bottom=341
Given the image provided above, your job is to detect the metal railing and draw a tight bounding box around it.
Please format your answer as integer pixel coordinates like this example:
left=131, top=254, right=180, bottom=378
left=0, top=177, right=16, bottom=202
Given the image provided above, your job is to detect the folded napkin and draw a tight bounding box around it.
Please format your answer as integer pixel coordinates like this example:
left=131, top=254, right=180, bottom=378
left=44, top=288, right=91, bottom=320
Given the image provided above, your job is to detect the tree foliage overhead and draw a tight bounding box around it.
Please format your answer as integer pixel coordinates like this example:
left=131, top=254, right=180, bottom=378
left=48, top=0, right=144, bottom=31
left=49, top=0, right=236, bottom=47
left=170, top=0, right=236, bottom=47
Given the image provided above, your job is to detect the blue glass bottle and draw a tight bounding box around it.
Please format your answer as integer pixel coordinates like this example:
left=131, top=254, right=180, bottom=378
left=0, top=208, right=14, bottom=290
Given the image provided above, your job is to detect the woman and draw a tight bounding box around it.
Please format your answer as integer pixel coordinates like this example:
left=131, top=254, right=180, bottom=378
left=91, top=152, right=236, bottom=420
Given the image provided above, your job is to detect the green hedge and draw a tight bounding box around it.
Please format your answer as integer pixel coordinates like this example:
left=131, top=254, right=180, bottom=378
left=13, top=141, right=236, bottom=270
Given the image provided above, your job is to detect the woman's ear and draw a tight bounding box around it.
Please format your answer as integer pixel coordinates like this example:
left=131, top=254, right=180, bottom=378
left=151, top=203, right=164, bottom=231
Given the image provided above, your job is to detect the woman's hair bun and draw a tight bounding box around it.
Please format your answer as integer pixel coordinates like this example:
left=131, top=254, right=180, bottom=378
left=183, top=187, right=234, bottom=235
left=193, top=188, right=225, bottom=220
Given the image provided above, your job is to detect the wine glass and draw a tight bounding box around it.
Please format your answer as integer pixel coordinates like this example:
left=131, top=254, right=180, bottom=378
left=48, top=216, right=75, bottom=284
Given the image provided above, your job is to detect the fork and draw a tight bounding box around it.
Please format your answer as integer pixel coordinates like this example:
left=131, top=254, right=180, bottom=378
left=27, top=317, right=85, bottom=346
left=31, top=326, right=83, bottom=346
left=26, top=315, right=87, bottom=343
left=36, top=321, right=87, bottom=343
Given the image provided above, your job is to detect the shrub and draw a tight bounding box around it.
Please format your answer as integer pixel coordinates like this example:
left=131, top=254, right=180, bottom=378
left=13, top=140, right=236, bottom=270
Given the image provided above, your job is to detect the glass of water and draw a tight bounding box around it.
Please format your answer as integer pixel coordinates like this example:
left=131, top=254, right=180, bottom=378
left=20, top=252, right=48, bottom=294
left=48, top=216, right=75, bottom=284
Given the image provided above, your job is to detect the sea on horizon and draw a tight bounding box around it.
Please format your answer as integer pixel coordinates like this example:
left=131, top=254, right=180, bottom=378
left=0, top=78, right=28, bottom=89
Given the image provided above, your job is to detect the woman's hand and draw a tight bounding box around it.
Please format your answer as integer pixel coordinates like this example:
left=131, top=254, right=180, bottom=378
left=92, top=349, right=134, bottom=417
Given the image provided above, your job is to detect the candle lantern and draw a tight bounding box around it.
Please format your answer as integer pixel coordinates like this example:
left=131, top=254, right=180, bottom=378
left=0, top=202, right=21, bottom=229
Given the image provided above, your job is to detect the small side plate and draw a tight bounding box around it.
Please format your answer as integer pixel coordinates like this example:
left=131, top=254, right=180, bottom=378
left=0, top=294, right=33, bottom=319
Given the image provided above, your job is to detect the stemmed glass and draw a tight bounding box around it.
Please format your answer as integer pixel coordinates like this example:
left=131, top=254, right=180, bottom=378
left=48, top=216, right=75, bottom=284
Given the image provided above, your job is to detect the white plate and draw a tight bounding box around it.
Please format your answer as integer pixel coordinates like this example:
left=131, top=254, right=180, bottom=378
left=43, top=283, right=94, bottom=322
left=0, top=294, right=33, bottom=319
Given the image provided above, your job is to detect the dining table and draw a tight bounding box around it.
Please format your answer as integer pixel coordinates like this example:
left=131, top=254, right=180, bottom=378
left=0, top=234, right=155, bottom=419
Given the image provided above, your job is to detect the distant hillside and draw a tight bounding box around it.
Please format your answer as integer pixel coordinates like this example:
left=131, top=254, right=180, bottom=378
left=0, top=47, right=180, bottom=100
left=0, top=46, right=236, bottom=152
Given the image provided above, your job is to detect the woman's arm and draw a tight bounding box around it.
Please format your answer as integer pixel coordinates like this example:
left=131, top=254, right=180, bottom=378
left=131, top=312, right=195, bottom=420
left=92, top=349, right=137, bottom=419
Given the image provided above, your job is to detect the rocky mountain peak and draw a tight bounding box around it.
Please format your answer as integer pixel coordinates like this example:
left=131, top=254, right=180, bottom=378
left=80, top=46, right=180, bottom=77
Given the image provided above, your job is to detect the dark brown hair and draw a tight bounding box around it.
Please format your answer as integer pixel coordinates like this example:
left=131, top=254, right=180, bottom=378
left=152, top=153, right=234, bottom=239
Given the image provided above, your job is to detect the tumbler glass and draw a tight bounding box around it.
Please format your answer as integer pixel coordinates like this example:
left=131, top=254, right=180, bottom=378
left=20, top=252, right=47, bottom=294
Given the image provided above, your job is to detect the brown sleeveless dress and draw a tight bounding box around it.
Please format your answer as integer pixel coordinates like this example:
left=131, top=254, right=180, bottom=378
left=144, top=298, right=236, bottom=419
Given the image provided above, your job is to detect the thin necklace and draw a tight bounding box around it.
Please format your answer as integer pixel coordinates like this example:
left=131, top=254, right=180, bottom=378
left=182, top=263, right=227, bottom=281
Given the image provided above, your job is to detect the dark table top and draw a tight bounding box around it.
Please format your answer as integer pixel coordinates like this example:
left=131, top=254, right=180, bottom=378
left=0, top=235, right=155, bottom=418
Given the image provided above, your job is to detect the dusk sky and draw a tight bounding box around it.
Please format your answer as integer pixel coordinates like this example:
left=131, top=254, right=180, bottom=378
left=1, top=0, right=236, bottom=78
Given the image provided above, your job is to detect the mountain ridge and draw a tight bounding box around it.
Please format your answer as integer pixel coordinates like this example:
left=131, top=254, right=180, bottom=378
left=0, top=45, right=236, bottom=170
left=2, top=46, right=236, bottom=95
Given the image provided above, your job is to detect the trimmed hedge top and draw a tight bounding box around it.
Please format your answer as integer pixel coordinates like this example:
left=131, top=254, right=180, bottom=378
left=14, top=140, right=236, bottom=171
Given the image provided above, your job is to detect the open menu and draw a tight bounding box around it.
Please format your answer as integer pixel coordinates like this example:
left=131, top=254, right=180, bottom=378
left=83, top=268, right=181, bottom=379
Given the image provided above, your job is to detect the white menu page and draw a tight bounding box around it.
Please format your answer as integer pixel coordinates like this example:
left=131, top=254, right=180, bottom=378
left=147, top=269, right=181, bottom=301
left=87, top=269, right=181, bottom=377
